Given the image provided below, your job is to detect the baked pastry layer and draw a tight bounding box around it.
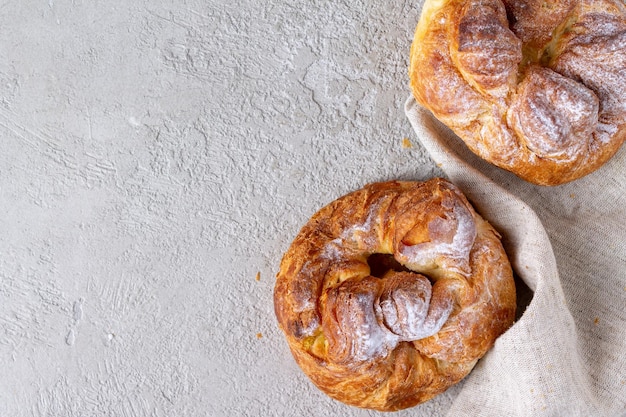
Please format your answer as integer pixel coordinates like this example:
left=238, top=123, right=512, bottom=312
left=274, top=179, right=516, bottom=410
left=410, top=0, right=626, bottom=185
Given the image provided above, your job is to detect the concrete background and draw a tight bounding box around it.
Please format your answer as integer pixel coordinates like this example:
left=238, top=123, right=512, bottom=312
left=0, top=1, right=455, bottom=415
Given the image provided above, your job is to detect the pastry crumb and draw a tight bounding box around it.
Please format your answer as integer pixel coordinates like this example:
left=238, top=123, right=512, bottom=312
left=570, top=193, right=576, bottom=198
left=594, top=317, right=599, bottom=325
left=402, top=138, right=412, bottom=148
left=256, top=332, right=263, bottom=339
left=255, top=271, right=261, bottom=281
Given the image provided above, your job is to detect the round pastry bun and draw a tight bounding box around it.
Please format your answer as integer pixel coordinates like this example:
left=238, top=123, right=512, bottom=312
left=410, top=0, right=626, bottom=185
left=274, top=179, right=516, bottom=411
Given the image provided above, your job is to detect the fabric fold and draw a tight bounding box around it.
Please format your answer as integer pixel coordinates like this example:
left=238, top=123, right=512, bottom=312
left=405, top=96, right=626, bottom=417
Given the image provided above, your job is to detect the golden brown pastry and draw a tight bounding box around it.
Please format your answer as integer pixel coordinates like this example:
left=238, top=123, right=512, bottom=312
left=274, top=179, right=516, bottom=411
left=409, top=0, right=626, bottom=185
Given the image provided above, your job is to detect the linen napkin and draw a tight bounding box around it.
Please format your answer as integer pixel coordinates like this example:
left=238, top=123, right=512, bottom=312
left=405, top=97, right=626, bottom=417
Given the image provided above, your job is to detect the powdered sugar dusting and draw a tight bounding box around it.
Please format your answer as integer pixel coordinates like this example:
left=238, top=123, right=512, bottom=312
left=399, top=195, right=477, bottom=275
left=321, top=238, right=345, bottom=262
left=324, top=272, right=454, bottom=365
left=323, top=278, right=400, bottom=364
left=595, top=122, right=620, bottom=144
left=454, top=0, right=522, bottom=98
left=378, top=272, right=453, bottom=341
left=508, top=66, right=598, bottom=161
left=350, top=305, right=398, bottom=363
left=321, top=202, right=378, bottom=262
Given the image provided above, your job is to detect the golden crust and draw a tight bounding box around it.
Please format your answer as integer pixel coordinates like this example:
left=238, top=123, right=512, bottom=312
left=410, top=0, right=626, bottom=185
left=274, top=179, right=516, bottom=411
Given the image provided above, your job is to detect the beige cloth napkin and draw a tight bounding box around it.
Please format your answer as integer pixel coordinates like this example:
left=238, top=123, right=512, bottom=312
left=405, top=97, right=626, bottom=417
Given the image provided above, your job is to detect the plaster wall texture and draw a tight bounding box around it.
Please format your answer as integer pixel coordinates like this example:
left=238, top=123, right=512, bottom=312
left=0, top=1, right=450, bottom=416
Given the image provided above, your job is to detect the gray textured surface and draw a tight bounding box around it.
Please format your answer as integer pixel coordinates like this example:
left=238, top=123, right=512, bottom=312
left=0, top=1, right=450, bottom=416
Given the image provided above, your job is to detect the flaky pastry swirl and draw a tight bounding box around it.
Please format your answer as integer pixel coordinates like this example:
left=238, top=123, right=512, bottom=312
left=274, top=179, right=516, bottom=411
left=410, top=0, right=626, bottom=185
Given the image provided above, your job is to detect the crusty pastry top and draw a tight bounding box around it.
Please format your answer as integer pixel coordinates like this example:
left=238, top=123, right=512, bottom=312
left=410, top=0, right=626, bottom=185
left=274, top=179, right=516, bottom=411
